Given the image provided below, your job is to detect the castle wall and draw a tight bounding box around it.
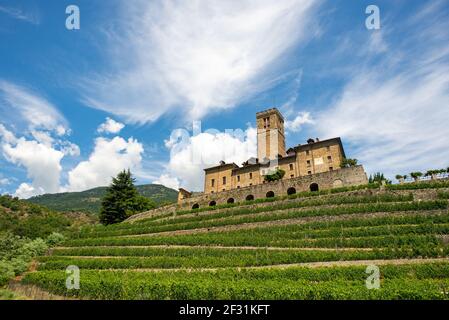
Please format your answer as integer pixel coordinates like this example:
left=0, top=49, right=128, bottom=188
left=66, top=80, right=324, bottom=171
left=180, top=165, right=368, bottom=209
left=296, top=140, right=344, bottom=176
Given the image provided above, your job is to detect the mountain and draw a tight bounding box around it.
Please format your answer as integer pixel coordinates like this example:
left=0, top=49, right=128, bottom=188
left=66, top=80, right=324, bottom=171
left=27, top=184, right=178, bottom=214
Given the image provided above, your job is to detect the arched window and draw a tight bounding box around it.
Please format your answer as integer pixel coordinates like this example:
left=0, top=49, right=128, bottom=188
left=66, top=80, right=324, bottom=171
left=310, top=183, right=319, bottom=192
left=245, top=195, right=254, bottom=201
left=287, top=187, right=296, bottom=195
left=227, top=198, right=235, bottom=204
left=209, top=200, right=217, bottom=207
left=266, top=191, right=275, bottom=198
left=192, top=203, right=199, bottom=210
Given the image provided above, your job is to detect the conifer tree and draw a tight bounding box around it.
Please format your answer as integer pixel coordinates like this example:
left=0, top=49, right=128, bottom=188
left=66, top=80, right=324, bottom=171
left=99, top=169, right=154, bottom=225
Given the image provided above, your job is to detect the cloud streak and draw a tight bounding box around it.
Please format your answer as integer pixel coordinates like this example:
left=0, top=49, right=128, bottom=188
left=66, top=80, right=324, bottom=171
left=0, top=5, right=40, bottom=25
left=315, top=2, right=449, bottom=178
left=82, top=0, right=322, bottom=123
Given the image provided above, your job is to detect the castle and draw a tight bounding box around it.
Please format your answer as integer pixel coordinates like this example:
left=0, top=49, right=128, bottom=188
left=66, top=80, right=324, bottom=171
left=177, top=108, right=368, bottom=209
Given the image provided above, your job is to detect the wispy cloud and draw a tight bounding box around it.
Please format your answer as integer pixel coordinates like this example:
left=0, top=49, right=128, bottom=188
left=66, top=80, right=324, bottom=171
left=314, top=1, right=449, bottom=178
left=0, top=81, right=68, bottom=134
left=0, top=5, right=40, bottom=25
left=82, top=0, right=322, bottom=123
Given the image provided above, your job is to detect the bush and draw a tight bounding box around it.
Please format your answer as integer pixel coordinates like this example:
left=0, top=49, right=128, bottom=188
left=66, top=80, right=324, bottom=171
left=0, top=261, right=14, bottom=286
left=20, top=238, right=48, bottom=258
left=46, top=232, right=65, bottom=246
left=263, top=169, right=286, bottom=182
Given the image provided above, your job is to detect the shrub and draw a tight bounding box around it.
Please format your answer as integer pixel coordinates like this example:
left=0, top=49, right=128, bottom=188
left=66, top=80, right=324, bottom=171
left=341, top=158, right=358, bottom=168
left=46, top=232, right=65, bottom=246
left=263, top=168, right=286, bottom=182
left=0, top=261, right=14, bottom=286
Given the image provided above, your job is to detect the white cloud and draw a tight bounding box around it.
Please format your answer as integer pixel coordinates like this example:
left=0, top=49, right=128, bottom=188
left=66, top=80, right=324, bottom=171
left=66, top=136, right=144, bottom=192
left=155, top=126, right=257, bottom=191
left=14, top=183, right=38, bottom=199
left=285, top=111, right=314, bottom=132
left=0, top=5, right=40, bottom=25
left=153, top=174, right=180, bottom=190
left=1, top=133, right=64, bottom=198
left=0, top=178, right=9, bottom=186
left=97, top=117, right=125, bottom=134
left=315, top=3, right=449, bottom=178
left=82, top=0, right=321, bottom=123
left=0, top=81, right=79, bottom=198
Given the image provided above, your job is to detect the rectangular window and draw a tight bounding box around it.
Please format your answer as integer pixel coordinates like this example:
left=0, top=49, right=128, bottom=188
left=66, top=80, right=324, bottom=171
left=222, top=176, right=226, bottom=185
left=211, top=179, right=215, bottom=187
left=307, top=160, right=311, bottom=166
left=249, top=172, right=253, bottom=179
left=328, top=156, right=332, bottom=163
left=290, top=174, right=294, bottom=178
left=308, top=171, right=312, bottom=175
left=237, top=175, right=240, bottom=182
left=289, top=164, right=294, bottom=171
left=329, top=167, right=334, bottom=171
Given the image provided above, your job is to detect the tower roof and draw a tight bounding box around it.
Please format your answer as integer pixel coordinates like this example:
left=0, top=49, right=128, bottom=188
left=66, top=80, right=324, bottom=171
left=256, top=108, right=284, bottom=122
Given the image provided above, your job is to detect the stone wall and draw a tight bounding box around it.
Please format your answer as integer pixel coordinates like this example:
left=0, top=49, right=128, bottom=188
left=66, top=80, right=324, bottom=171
left=180, top=165, right=368, bottom=209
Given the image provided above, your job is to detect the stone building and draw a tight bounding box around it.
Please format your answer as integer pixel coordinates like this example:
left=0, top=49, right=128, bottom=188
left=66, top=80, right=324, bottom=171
left=177, top=108, right=368, bottom=209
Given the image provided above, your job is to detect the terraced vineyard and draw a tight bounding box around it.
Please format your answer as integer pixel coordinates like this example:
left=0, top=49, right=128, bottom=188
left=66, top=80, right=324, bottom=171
left=20, top=182, right=449, bottom=299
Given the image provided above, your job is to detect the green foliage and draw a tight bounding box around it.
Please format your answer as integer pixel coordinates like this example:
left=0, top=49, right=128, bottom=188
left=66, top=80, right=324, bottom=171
left=410, top=172, right=423, bottom=181
left=27, top=184, right=177, bottom=214
left=23, top=263, right=449, bottom=299
left=16, top=182, right=449, bottom=300
left=46, top=232, right=65, bottom=246
left=386, top=180, right=449, bottom=190
left=340, top=158, right=358, bottom=168
left=73, top=199, right=443, bottom=239
left=263, top=168, right=286, bottom=182
left=99, top=170, right=155, bottom=225
left=425, top=169, right=447, bottom=178
left=369, top=172, right=392, bottom=185
left=0, top=194, right=77, bottom=239
left=0, top=261, right=14, bottom=286
left=0, top=232, right=49, bottom=285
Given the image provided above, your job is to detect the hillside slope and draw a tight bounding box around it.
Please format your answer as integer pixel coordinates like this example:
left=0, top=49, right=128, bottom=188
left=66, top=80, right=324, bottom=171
left=20, top=181, right=449, bottom=300
left=27, top=184, right=178, bottom=214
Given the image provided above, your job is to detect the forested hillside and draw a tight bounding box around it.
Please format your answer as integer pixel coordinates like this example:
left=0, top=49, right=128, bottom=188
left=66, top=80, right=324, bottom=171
left=27, top=184, right=178, bottom=214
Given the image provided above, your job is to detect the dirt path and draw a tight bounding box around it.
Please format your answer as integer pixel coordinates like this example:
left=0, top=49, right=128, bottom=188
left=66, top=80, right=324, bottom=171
left=116, top=209, right=447, bottom=238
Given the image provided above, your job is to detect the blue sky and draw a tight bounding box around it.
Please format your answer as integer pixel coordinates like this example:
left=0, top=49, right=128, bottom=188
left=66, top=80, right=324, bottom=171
left=0, top=0, right=448, bottom=197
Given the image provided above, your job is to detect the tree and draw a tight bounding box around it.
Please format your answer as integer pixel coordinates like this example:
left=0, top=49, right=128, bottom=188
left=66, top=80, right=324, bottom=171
left=369, top=172, right=391, bottom=185
left=425, top=170, right=440, bottom=180
left=395, top=174, right=405, bottom=184
left=341, top=158, right=358, bottom=168
left=263, top=168, right=286, bottom=182
left=99, top=170, right=155, bottom=225
left=410, top=172, right=423, bottom=182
